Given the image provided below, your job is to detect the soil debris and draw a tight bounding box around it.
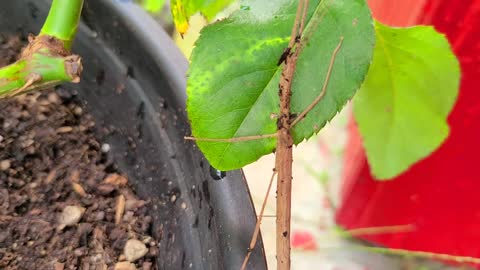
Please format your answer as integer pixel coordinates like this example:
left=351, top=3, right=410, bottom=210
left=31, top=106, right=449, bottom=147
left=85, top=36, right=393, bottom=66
left=0, top=34, right=158, bottom=270
left=124, top=239, right=149, bottom=262
left=58, top=205, right=85, bottom=228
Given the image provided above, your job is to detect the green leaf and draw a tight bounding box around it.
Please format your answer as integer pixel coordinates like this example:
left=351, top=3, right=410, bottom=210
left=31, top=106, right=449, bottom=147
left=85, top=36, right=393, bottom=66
left=187, top=0, right=375, bottom=170
left=142, top=0, right=165, bottom=13
left=354, top=21, right=460, bottom=180
left=171, top=0, right=235, bottom=34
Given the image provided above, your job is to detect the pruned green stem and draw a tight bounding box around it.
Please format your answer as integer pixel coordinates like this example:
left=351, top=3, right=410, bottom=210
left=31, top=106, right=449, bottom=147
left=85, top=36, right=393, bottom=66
left=41, top=0, right=84, bottom=49
left=0, top=0, right=84, bottom=98
left=0, top=52, right=81, bottom=98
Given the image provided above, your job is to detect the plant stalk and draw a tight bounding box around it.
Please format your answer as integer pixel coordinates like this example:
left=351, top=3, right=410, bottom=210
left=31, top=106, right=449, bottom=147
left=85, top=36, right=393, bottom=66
left=275, top=133, right=293, bottom=270
left=0, top=0, right=84, bottom=98
left=40, top=0, right=84, bottom=49
left=276, top=1, right=308, bottom=269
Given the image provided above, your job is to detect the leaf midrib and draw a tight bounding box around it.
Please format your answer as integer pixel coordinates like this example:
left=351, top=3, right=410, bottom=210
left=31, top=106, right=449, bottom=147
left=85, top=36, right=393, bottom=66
left=374, top=25, right=397, bottom=165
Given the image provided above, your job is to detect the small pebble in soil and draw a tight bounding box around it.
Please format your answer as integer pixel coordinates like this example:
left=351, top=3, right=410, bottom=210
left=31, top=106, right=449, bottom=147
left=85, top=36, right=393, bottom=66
left=58, top=205, right=86, bottom=228
left=101, top=143, right=111, bottom=153
left=0, top=159, right=11, bottom=171
left=73, top=106, right=83, bottom=116
left=124, top=239, right=149, bottom=262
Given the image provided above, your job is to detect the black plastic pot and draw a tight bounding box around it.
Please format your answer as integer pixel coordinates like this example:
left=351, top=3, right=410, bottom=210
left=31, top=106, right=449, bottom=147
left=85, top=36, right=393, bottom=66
left=0, top=1, right=267, bottom=269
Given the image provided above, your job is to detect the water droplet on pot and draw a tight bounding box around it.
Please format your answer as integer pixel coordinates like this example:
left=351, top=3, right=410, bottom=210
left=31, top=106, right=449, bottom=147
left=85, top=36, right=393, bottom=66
left=209, top=166, right=226, bottom=180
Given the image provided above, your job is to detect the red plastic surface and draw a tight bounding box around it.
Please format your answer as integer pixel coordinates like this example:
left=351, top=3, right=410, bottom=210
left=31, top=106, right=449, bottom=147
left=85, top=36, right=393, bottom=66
left=337, top=0, right=480, bottom=259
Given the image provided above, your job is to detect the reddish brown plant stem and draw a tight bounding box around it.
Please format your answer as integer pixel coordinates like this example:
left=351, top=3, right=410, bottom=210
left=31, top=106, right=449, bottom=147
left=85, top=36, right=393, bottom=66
left=276, top=1, right=309, bottom=269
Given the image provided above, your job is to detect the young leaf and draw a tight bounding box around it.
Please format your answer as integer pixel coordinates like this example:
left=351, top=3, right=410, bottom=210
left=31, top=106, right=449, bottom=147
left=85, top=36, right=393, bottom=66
left=187, top=0, right=375, bottom=170
left=354, top=21, right=460, bottom=180
left=171, top=0, right=235, bottom=34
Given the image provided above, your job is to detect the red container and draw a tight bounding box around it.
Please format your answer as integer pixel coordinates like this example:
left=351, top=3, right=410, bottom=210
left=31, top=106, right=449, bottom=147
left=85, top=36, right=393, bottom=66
left=337, top=0, right=480, bottom=260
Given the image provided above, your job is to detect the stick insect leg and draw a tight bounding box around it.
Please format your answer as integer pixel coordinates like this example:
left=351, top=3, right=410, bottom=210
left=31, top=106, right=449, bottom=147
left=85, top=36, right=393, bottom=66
left=240, top=168, right=277, bottom=270
left=291, top=37, right=344, bottom=128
